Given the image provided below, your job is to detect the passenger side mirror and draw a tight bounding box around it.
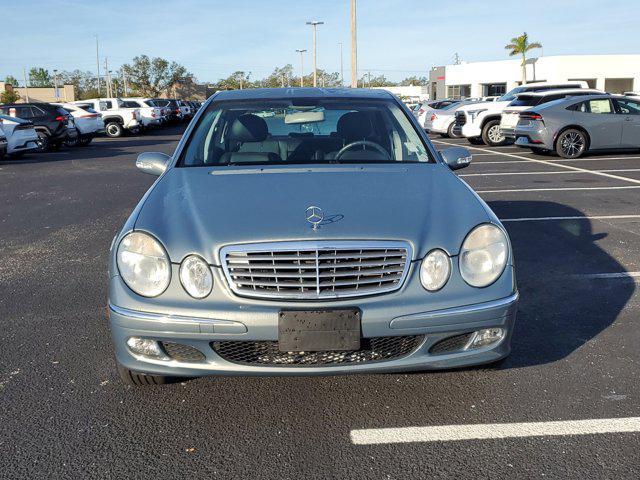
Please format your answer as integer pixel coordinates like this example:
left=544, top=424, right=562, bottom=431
left=136, top=152, right=171, bottom=176
left=440, top=147, right=472, bottom=170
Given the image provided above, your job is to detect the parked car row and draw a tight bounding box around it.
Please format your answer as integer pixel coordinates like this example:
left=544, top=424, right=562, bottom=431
left=415, top=81, right=639, bottom=159
left=0, top=98, right=203, bottom=159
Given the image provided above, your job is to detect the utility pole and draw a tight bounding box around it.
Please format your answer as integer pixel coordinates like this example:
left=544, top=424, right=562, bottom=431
left=339, top=42, right=344, bottom=87
left=122, top=68, right=128, bottom=96
left=53, top=69, right=60, bottom=101
left=350, top=0, right=358, bottom=88
left=296, top=49, right=307, bottom=87
left=22, top=67, right=30, bottom=102
left=95, top=35, right=101, bottom=97
left=306, top=21, right=324, bottom=87
left=104, top=58, right=111, bottom=97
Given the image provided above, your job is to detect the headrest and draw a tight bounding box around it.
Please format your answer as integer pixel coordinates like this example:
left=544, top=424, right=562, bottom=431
left=336, top=112, right=373, bottom=141
left=229, top=114, right=268, bottom=142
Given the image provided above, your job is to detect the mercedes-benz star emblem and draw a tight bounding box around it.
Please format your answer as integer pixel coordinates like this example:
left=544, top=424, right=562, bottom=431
left=305, top=206, right=324, bottom=230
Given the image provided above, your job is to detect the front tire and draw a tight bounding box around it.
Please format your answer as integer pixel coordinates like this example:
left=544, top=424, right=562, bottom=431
left=481, top=120, right=507, bottom=147
left=117, top=363, right=170, bottom=386
left=556, top=129, right=587, bottom=159
left=105, top=121, right=124, bottom=138
left=35, top=131, right=51, bottom=152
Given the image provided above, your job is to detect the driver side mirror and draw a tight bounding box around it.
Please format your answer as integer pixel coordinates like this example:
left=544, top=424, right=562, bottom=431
left=136, top=152, right=171, bottom=176
left=440, top=147, right=472, bottom=170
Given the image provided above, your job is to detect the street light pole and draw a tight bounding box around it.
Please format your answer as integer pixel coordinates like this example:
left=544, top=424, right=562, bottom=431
left=339, top=42, right=344, bottom=87
left=296, top=49, right=307, bottom=87
left=95, top=35, right=101, bottom=97
left=306, top=21, right=324, bottom=87
left=350, top=0, right=358, bottom=88
left=53, top=69, right=59, bottom=101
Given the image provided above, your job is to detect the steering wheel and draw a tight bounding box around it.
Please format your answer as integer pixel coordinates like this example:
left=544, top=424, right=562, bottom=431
left=334, top=140, right=391, bottom=161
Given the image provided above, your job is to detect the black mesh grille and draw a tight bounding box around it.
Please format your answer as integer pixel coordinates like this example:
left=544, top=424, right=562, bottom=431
left=429, top=333, right=473, bottom=355
left=161, top=342, right=206, bottom=363
left=455, top=111, right=467, bottom=127
left=211, top=336, right=424, bottom=367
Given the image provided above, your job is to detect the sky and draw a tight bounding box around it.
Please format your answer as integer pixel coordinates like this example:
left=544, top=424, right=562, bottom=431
left=2, top=0, right=639, bottom=83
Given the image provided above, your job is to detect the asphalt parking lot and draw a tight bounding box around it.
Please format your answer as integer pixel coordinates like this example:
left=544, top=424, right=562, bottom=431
left=1, top=127, right=640, bottom=479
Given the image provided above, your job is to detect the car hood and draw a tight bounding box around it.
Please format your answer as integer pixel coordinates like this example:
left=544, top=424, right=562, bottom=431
left=134, top=164, right=492, bottom=264
left=458, top=100, right=509, bottom=113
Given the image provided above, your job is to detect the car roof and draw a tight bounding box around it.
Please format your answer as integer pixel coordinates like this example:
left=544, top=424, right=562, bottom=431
left=213, top=87, right=395, bottom=101
left=537, top=93, right=616, bottom=109
left=516, top=88, right=603, bottom=97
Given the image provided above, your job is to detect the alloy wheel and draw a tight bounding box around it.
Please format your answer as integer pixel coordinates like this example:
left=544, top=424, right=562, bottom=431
left=561, top=131, right=585, bottom=158
left=488, top=125, right=504, bottom=144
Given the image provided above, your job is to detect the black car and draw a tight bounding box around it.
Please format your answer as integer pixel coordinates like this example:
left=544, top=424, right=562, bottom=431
left=147, top=99, right=181, bottom=123
left=0, top=103, right=77, bottom=152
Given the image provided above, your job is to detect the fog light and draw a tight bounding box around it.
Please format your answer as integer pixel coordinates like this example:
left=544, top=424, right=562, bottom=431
left=126, top=337, right=167, bottom=359
left=469, top=328, right=504, bottom=349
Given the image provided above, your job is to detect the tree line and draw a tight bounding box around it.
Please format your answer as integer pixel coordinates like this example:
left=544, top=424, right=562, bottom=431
left=3, top=55, right=428, bottom=103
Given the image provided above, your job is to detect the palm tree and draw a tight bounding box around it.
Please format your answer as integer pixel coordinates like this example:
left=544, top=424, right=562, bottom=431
left=505, top=33, right=542, bottom=85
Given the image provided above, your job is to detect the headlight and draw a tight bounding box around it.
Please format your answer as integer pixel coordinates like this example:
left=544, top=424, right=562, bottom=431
left=116, top=231, right=171, bottom=297
left=420, top=249, right=451, bottom=291
left=459, top=224, right=508, bottom=288
left=179, top=255, right=213, bottom=299
left=468, top=109, right=487, bottom=121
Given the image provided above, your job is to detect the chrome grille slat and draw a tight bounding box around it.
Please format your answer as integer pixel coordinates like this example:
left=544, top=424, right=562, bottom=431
left=220, top=241, right=412, bottom=300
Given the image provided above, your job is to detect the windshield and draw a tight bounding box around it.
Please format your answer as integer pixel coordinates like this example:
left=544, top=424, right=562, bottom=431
left=179, top=98, right=434, bottom=166
left=498, top=87, right=528, bottom=102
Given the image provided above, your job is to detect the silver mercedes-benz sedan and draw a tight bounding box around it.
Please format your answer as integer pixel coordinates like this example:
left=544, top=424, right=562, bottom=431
left=515, top=94, right=640, bottom=158
left=108, top=88, right=518, bottom=385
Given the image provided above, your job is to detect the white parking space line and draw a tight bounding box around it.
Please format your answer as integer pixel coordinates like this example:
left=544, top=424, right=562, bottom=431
left=350, top=417, right=640, bottom=445
left=554, top=156, right=640, bottom=162
left=476, top=186, right=640, bottom=193
left=574, top=272, right=640, bottom=279
left=461, top=169, right=640, bottom=177
left=433, top=139, right=640, bottom=185
left=501, top=214, right=640, bottom=222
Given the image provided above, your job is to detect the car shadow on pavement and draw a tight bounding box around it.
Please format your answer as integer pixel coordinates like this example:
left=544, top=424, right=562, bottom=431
left=487, top=200, right=635, bottom=369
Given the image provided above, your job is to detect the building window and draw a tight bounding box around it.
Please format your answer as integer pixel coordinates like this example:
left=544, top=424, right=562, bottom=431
left=483, top=83, right=507, bottom=97
left=446, top=85, right=470, bottom=99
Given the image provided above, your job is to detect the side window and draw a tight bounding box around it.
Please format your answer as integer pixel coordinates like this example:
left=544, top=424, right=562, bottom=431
left=568, top=101, right=588, bottom=112
left=587, top=99, right=613, bottom=114
left=616, top=99, right=640, bottom=115
left=99, top=101, right=113, bottom=110
left=17, top=106, right=34, bottom=118
left=31, top=106, right=46, bottom=117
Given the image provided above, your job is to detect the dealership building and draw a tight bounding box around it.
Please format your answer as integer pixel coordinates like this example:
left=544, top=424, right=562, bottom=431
left=429, top=54, right=640, bottom=100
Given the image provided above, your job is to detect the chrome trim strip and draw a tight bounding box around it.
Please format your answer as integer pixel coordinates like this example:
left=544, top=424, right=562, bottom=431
left=391, top=292, right=519, bottom=326
left=109, top=303, right=246, bottom=329
left=219, top=240, right=413, bottom=301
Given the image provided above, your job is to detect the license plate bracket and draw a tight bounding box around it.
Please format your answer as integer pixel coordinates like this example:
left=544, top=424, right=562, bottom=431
left=278, top=309, right=361, bottom=352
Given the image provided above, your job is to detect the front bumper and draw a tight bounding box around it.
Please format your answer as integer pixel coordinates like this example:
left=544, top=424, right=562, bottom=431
left=109, top=287, right=518, bottom=377
left=455, top=122, right=481, bottom=139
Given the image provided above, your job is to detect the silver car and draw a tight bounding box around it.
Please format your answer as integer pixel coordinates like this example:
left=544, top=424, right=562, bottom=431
left=515, top=94, right=640, bottom=158
left=109, top=88, right=518, bottom=385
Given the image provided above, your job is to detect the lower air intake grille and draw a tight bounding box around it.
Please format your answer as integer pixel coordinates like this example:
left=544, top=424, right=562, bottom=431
left=454, top=111, right=467, bottom=127
left=429, top=333, right=473, bottom=355
left=161, top=342, right=206, bottom=363
left=211, top=336, right=424, bottom=367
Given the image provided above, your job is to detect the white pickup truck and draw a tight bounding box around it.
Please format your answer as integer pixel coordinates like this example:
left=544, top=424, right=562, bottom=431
left=121, top=98, right=164, bottom=129
left=71, top=98, right=141, bottom=138
left=452, top=82, right=589, bottom=146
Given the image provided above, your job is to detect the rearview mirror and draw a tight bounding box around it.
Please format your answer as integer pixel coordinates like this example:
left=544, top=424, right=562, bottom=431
left=440, top=147, right=472, bottom=170
left=136, top=152, right=171, bottom=176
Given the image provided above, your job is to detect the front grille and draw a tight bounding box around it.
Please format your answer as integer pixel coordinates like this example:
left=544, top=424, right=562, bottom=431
left=161, top=342, right=206, bottom=362
left=212, top=336, right=424, bottom=366
left=454, top=111, right=467, bottom=127
left=220, top=241, right=412, bottom=300
left=429, top=333, right=473, bottom=355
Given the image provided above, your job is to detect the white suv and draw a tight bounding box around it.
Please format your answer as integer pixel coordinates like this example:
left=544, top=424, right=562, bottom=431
left=453, top=82, right=589, bottom=146
left=122, top=98, right=163, bottom=129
